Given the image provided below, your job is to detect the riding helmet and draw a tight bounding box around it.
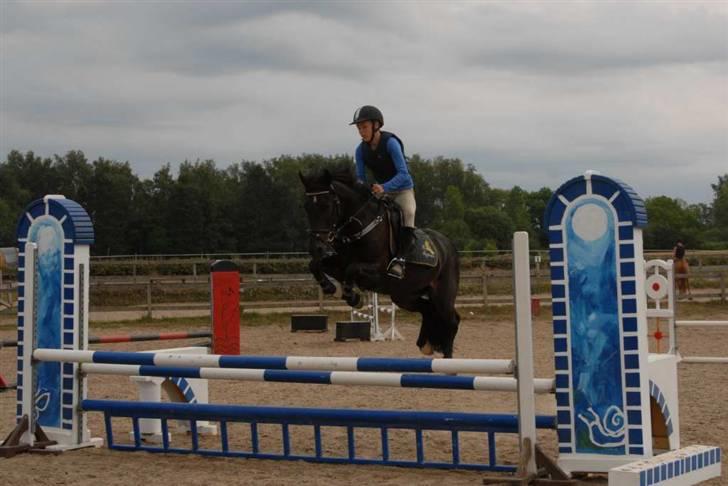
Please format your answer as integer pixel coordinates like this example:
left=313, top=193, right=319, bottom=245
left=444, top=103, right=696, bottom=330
left=350, top=105, right=384, bottom=126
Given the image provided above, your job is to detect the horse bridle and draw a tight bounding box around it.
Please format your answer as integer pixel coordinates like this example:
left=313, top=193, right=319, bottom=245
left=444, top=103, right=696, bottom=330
left=305, top=189, right=341, bottom=245
left=305, top=187, right=384, bottom=247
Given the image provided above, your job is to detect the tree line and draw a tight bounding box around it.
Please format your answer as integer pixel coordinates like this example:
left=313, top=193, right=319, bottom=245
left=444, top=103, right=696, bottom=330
left=1, top=150, right=726, bottom=255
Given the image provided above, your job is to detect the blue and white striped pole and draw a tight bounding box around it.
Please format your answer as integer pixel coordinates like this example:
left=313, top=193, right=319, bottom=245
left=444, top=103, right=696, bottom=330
left=74, top=362, right=555, bottom=393
left=33, top=349, right=516, bottom=375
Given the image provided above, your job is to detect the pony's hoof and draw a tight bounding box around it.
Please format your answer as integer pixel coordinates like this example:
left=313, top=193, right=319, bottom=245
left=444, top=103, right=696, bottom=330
left=345, top=293, right=363, bottom=309
left=419, top=342, right=434, bottom=356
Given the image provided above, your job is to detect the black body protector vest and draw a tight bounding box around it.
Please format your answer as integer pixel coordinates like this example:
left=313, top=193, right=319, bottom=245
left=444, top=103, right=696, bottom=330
left=360, top=131, right=406, bottom=184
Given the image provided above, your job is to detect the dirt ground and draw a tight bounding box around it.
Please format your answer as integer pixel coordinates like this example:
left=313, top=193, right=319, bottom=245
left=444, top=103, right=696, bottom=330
left=1, top=306, right=727, bottom=485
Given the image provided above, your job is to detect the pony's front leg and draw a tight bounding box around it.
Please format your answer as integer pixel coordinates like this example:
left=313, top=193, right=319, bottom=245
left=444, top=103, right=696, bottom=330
left=309, top=258, right=338, bottom=295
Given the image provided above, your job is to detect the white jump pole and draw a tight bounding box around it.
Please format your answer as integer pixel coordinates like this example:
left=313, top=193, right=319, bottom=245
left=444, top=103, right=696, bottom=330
left=675, top=321, right=728, bottom=327
left=512, top=231, right=537, bottom=477
left=20, top=242, right=37, bottom=446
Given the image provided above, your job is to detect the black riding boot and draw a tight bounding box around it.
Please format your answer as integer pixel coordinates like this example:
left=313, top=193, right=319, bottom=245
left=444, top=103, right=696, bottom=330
left=387, top=227, right=416, bottom=279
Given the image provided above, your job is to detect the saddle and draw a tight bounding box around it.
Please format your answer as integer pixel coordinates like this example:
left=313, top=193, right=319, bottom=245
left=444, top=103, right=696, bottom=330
left=381, top=199, right=438, bottom=268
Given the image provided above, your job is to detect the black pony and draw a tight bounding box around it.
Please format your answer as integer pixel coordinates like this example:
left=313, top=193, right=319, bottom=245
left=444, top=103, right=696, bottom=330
left=299, top=166, right=460, bottom=358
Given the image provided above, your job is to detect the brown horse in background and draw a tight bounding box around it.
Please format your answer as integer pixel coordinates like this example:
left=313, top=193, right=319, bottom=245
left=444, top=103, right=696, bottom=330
left=673, top=243, right=691, bottom=298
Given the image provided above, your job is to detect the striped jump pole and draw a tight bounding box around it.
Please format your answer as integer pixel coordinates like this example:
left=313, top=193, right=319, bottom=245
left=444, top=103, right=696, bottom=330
left=33, top=349, right=515, bottom=375
left=61, top=362, right=556, bottom=393
left=1, top=330, right=212, bottom=348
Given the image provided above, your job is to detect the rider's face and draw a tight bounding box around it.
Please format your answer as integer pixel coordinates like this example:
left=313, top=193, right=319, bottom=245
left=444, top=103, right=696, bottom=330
left=356, top=121, right=375, bottom=141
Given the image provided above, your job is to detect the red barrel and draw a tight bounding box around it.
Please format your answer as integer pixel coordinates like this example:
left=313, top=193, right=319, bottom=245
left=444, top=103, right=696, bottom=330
left=210, top=260, right=241, bottom=355
left=531, top=297, right=541, bottom=317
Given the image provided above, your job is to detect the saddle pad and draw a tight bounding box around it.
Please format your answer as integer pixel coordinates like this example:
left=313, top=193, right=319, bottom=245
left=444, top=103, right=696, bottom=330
left=405, top=229, right=439, bottom=268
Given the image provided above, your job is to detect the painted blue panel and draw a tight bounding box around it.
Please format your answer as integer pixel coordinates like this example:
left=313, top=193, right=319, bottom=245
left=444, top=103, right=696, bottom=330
left=629, top=447, right=644, bottom=455
left=550, top=265, right=564, bottom=281
left=624, top=336, right=639, bottom=351
left=63, top=287, right=74, bottom=300
left=564, top=198, right=626, bottom=455
left=623, top=299, right=637, bottom=314
left=623, top=317, right=638, bottom=332
left=64, top=272, right=74, bottom=285
left=626, top=392, right=641, bottom=406
left=28, top=204, right=45, bottom=219
left=624, top=354, right=640, bottom=369
left=559, top=446, right=573, bottom=454
left=14, top=198, right=95, bottom=246
left=621, top=280, right=636, bottom=295
left=552, top=302, right=567, bottom=316
left=590, top=178, right=617, bottom=200
left=555, top=374, right=569, bottom=389
left=618, top=225, right=633, bottom=240
left=555, top=392, right=570, bottom=407
left=545, top=199, right=567, bottom=227
left=64, top=258, right=74, bottom=271
left=620, top=244, right=635, bottom=259
left=63, top=302, right=74, bottom=314
left=627, top=410, right=642, bottom=425
left=628, top=429, right=643, bottom=445
left=554, top=338, right=568, bottom=353
left=561, top=179, right=587, bottom=201
left=549, top=248, right=564, bottom=262
left=552, top=285, right=565, bottom=299
left=48, top=203, right=66, bottom=221
left=557, top=410, right=571, bottom=423
left=626, top=373, right=640, bottom=387
left=553, top=320, right=567, bottom=335
left=61, top=218, right=76, bottom=240
left=549, top=230, right=563, bottom=244
left=64, top=317, right=74, bottom=330
left=17, top=286, right=24, bottom=298
left=557, top=429, right=571, bottom=443
left=621, top=262, right=635, bottom=277
left=29, top=217, right=65, bottom=429
left=554, top=356, right=569, bottom=370
left=16, top=216, right=31, bottom=240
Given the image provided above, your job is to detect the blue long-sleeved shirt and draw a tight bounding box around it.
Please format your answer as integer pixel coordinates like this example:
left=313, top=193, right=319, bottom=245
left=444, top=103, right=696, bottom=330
left=355, top=136, right=414, bottom=192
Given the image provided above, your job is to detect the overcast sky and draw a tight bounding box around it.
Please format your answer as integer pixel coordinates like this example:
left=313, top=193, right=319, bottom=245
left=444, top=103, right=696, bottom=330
left=1, top=1, right=727, bottom=203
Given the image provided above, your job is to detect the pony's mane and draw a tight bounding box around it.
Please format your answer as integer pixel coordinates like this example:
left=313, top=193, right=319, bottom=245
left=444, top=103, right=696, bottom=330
left=327, top=164, right=357, bottom=185
left=301, top=163, right=369, bottom=198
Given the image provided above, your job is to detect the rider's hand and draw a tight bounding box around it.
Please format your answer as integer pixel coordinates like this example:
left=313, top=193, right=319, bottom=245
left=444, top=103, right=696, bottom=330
left=371, top=184, right=384, bottom=194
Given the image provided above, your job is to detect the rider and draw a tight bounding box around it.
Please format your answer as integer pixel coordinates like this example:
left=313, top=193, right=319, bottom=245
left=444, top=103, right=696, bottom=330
left=351, top=105, right=416, bottom=279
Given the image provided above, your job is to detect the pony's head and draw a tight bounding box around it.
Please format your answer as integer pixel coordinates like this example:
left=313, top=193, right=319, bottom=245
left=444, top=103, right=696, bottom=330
left=299, top=165, right=371, bottom=241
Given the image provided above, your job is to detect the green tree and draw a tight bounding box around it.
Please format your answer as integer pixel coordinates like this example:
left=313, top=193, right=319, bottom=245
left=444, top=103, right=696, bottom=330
left=710, top=174, right=728, bottom=243
left=465, top=206, right=514, bottom=249
left=434, top=186, right=470, bottom=249
left=643, top=196, right=705, bottom=249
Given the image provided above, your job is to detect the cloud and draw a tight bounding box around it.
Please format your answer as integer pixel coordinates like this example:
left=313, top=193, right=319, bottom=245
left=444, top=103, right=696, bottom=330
left=1, top=1, right=726, bottom=203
